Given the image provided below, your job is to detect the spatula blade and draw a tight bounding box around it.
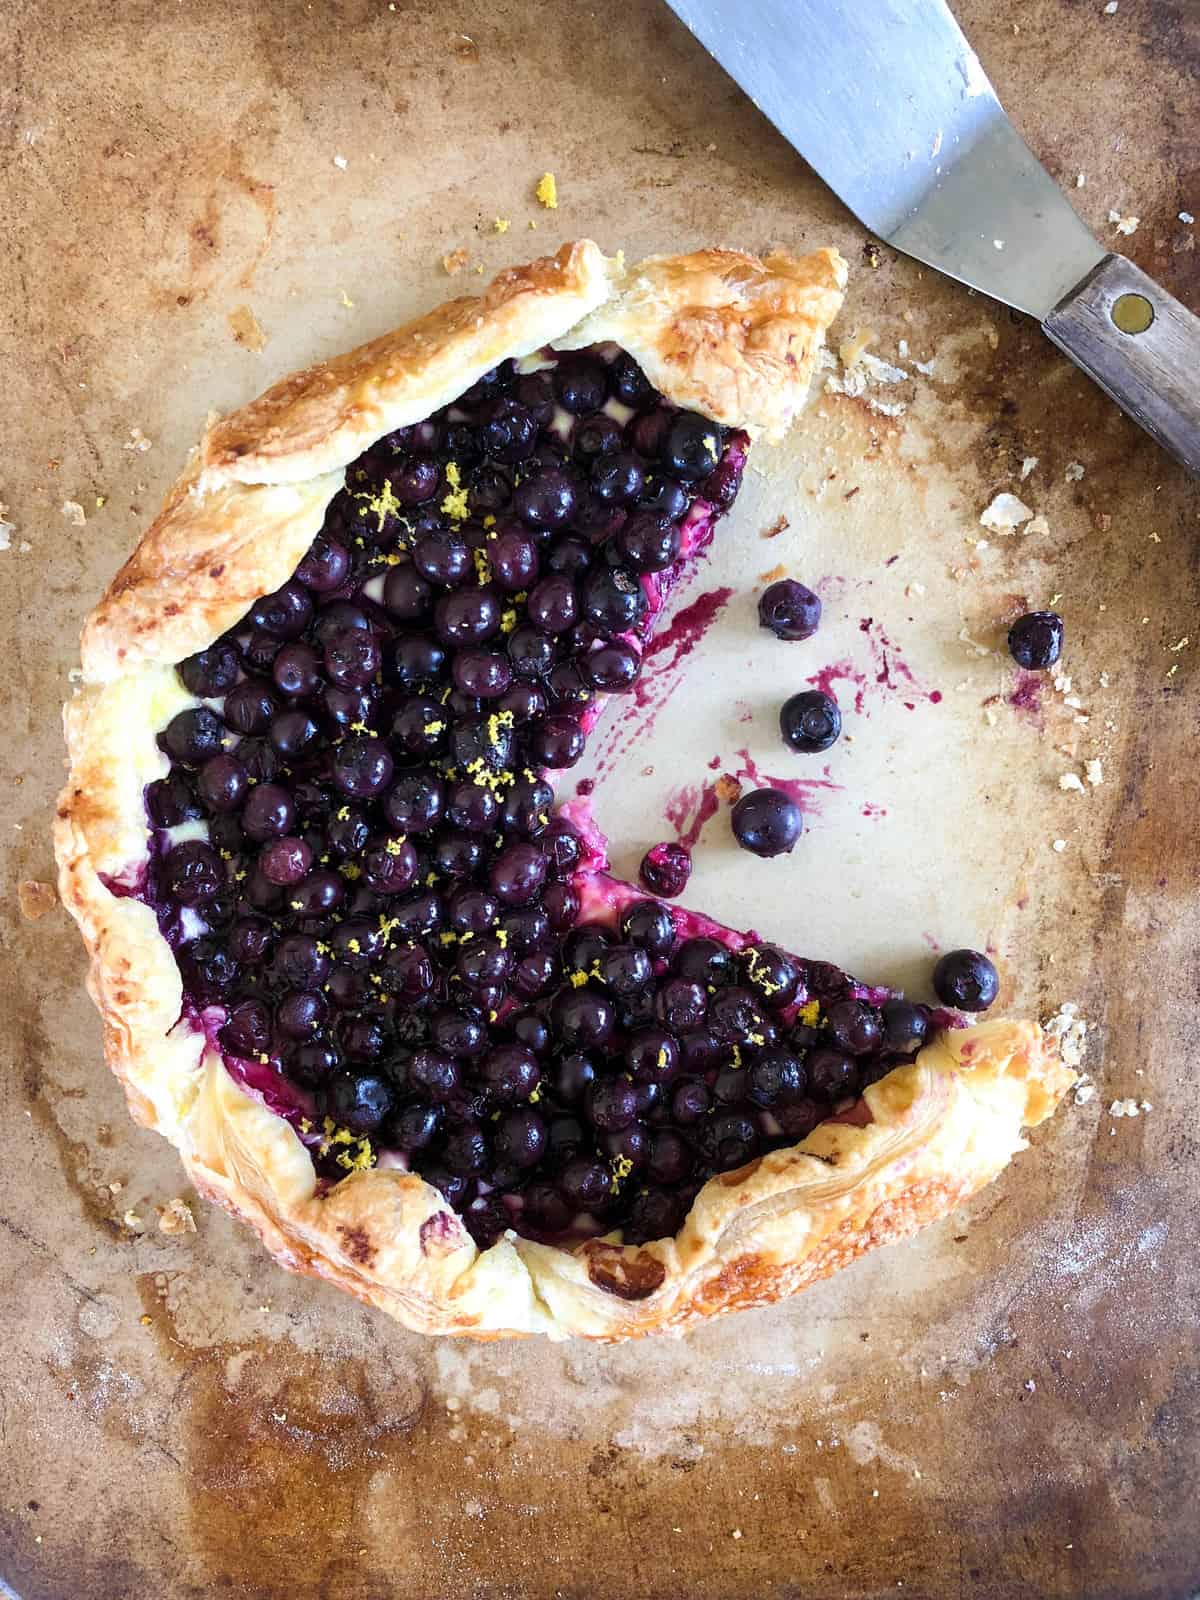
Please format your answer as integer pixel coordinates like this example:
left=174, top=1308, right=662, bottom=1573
left=665, top=0, right=1104, bottom=319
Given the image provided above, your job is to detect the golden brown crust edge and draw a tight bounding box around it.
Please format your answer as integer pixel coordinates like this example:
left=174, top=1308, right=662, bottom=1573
left=55, top=238, right=1074, bottom=1340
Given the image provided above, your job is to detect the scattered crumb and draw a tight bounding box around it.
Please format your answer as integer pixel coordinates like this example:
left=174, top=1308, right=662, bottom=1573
left=123, top=426, right=152, bottom=452
left=1020, top=456, right=1039, bottom=480
left=1109, top=1098, right=1144, bottom=1118
left=731, top=1529, right=743, bottom=1540
left=122, top=1210, right=144, bottom=1230
left=61, top=499, right=86, bottom=527
left=1045, top=1001, right=1089, bottom=1069
left=1065, top=461, right=1085, bottom=482
left=715, top=774, right=742, bottom=805
left=839, top=326, right=876, bottom=368
left=535, top=172, right=558, bottom=209
left=228, top=304, right=267, bottom=352
left=1058, top=772, right=1086, bottom=793
left=1052, top=672, right=1073, bottom=694
left=157, top=1197, right=197, bottom=1235
left=1108, top=210, right=1139, bottom=235
left=912, top=357, right=935, bottom=376
left=108, top=1181, right=123, bottom=1194
left=1180, top=211, right=1195, bottom=225
left=1026, top=514, right=1051, bottom=536
left=1052, top=839, right=1067, bottom=853
left=339, top=290, right=354, bottom=308
left=1076, top=173, right=1087, bottom=188
left=1024, top=1379, right=1037, bottom=1393
left=1085, top=759, right=1103, bottom=787
left=904, top=581, right=926, bottom=599
left=1102, top=1, right=1118, bottom=12
left=1099, top=671, right=1110, bottom=688
left=1169, top=636, right=1189, bottom=653
left=980, top=492, right=1034, bottom=532
left=758, top=563, right=788, bottom=583
left=443, top=247, right=469, bottom=275
left=1074, top=1082, right=1096, bottom=1105
left=761, top=514, right=789, bottom=540
left=332, top=154, right=348, bottom=170
left=18, top=880, right=57, bottom=920
left=492, top=217, right=510, bottom=234
left=993, top=239, right=1005, bottom=251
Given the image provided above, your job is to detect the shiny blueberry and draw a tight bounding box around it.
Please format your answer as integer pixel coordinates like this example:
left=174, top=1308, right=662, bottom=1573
left=730, top=787, right=803, bottom=857
left=780, top=689, right=841, bottom=753
left=1008, top=610, right=1064, bottom=670
left=758, top=580, right=821, bottom=642
left=932, top=948, right=999, bottom=1012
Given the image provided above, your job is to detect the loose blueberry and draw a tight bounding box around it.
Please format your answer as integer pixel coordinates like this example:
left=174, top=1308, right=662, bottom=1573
left=932, top=949, right=999, bottom=1012
left=780, top=689, right=841, bottom=753
left=639, top=841, right=691, bottom=898
left=758, top=580, right=821, bottom=642
left=1008, top=610, right=1064, bottom=670
left=730, top=788, right=803, bottom=857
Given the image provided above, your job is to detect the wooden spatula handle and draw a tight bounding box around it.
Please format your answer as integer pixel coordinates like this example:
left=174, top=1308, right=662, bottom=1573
left=1043, top=255, right=1200, bottom=476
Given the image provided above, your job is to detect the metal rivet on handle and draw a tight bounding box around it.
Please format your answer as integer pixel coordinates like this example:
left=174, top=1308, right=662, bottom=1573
left=1111, top=292, right=1155, bottom=335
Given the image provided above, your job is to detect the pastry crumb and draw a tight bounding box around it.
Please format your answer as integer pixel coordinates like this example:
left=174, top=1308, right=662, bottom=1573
left=979, top=492, right=1034, bottom=532
left=1085, top=759, right=1103, bottom=787
left=535, top=172, right=558, bottom=209
left=715, top=774, right=742, bottom=804
left=1076, top=173, right=1087, bottom=188
left=1020, top=456, right=1039, bottom=480
left=122, top=1209, right=144, bottom=1230
left=157, top=1197, right=197, bottom=1235
left=1109, top=1097, right=1144, bottom=1118
left=1051, top=838, right=1067, bottom=853
left=1026, top=514, right=1050, bottom=536
left=18, top=880, right=57, bottom=920
left=1074, top=1082, right=1096, bottom=1105
left=1045, top=1001, right=1089, bottom=1069
left=904, top=581, right=925, bottom=599
left=1058, top=772, right=1086, bottom=793
left=1180, top=211, right=1195, bottom=225
left=228, top=304, right=267, bottom=352
left=1108, top=210, right=1139, bottom=235
left=1065, top=461, right=1085, bottom=482
left=61, top=499, right=86, bottom=527
left=761, top=514, right=789, bottom=540
left=123, top=426, right=152, bottom=452
left=443, top=247, right=470, bottom=275
left=492, top=217, right=510, bottom=234
left=333, top=154, right=348, bottom=170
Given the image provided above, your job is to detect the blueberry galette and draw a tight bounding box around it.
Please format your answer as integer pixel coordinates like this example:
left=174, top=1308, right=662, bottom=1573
left=55, top=243, right=1074, bottom=1339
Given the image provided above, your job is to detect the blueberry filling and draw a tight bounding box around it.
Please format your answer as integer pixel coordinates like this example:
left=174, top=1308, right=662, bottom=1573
left=136, top=345, right=940, bottom=1252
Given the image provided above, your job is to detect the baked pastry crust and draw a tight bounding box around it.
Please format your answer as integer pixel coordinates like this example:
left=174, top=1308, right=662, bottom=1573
left=55, top=239, right=1075, bottom=1341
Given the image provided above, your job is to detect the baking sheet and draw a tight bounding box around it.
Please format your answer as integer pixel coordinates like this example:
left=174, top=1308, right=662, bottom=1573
left=1, top=1, right=1198, bottom=1595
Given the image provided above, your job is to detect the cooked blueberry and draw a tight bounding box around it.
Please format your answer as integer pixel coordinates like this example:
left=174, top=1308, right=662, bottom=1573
left=671, top=1078, right=712, bottom=1124
left=610, top=351, right=655, bottom=409
left=269, top=709, right=321, bottom=759
left=557, top=1156, right=610, bottom=1212
left=259, top=836, right=312, bottom=886
left=610, top=514, right=680, bottom=574
left=625, top=1188, right=686, bottom=1243
left=292, top=1040, right=341, bottom=1086
left=553, top=357, right=607, bottom=415
left=162, top=840, right=223, bottom=904
left=550, top=984, right=615, bottom=1048
left=580, top=566, right=646, bottom=633
left=1008, top=610, right=1064, bottom=670
left=163, top=707, right=228, bottom=766
left=489, top=526, right=540, bottom=593
left=146, top=773, right=202, bottom=828
left=575, top=412, right=623, bottom=462
left=480, top=1045, right=540, bottom=1105
left=276, top=990, right=327, bottom=1041
left=647, top=1130, right=691, bottom=1185
left=662, top=412, right=721, bottom=480
left=740, top=945, right=800, bottom=1008
left=382, top=563, right=433, bottom=622
left=479, top=396, right=536, bottom=461
left=179, top=641, right=240, bottom=697
left=824, top=999, right=883, bottom=1056
left=409, top=1049, right=460, bottom=1102
left=385, top=634, right=446, bottom=690
left=296, top=534, right=350, bottom=593
left=250, top=581, right=313, bottom=640
left=880, top=998, right=932, bottom=1054
left=220, top=998, right=272, bottom=1058
left=489, top=842, right=548, bottom=905
left=638, top=841, right=691, bottom=899
left=585, top=1077, right=638, bottom=1132
left=711, top=1112, right=758, bottom=1169
left=807, top=1048, right=859, bottom=1101
left=196, top=754, right=249, bottom=814
left=384, top=771, right=443, bottom=835
left=730, top=787, right=803, bottom=857
left=581, top=641, right=641, bottom=693
left=527, top=713, right=585, bottom=769
left=932, top=948, right=999, bottom=1012
left=674, top=936, right=734, bottom=989
left=434, top=586, right=501, bottom=647
left=590, top=450, right=644, bottom=505
left=747, top=1051, right=805, bottom=1107
left=513, top=468, right=578, bottom=532
left=223, top=681, right=276, bottom=736
left=293, top=868, right=346, bottom=917
left=625, top=1026, right=680, bottom=1084
left=270, top=642, right=320, bottom=699
left=391, top=457, right=440, bottom=505
left=391, top=1104, right=443, bottom=1151
left=619, top=898, right=676, bottom=959
left=780, top=689, right=841, bottom=753
left=527, top=574, right=578, bottom=634
left=758, top=580, right=821, bottom=642
left=442, top=1126, right=490, bottom=1175
left=332, top=734, right=394, bottom=798
left=654, top=978, right=706, bottom=1034
left=178, top=937, right=238, bottom=999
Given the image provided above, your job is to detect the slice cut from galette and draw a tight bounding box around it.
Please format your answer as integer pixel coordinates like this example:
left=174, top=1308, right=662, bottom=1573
left=55, top=242, right=1075, bottom=1341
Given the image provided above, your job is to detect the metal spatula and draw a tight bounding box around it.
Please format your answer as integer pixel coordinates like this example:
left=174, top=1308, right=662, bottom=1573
left=663, top=0, right=1200, bottom=474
